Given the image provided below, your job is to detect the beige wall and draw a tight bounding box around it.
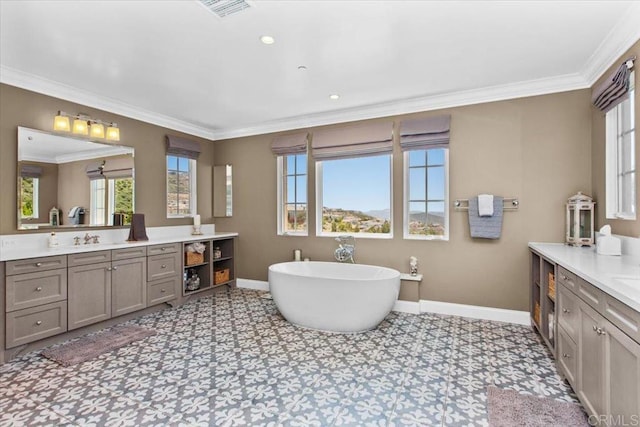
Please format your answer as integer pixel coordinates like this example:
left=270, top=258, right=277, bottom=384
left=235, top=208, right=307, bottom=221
left=591, top=40, right=640, bottom=237
left=0, top=84, right=214, bottom=234
left=214, top=90, right=592, bottom=311
left=18, top=161, right=58, bottom=225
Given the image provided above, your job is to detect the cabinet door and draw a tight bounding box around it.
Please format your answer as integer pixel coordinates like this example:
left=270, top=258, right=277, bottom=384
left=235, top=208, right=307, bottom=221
left=68, top=262, right=111, bottom=330
left=557, top=327, right=577, bottom=389
left=605, top=316, right=640, bottom=420
left=558, top=284, right=579, bottom=339
left=577, top=300, right=606, bottom=419
left=112, top=257, right=147, bottom=317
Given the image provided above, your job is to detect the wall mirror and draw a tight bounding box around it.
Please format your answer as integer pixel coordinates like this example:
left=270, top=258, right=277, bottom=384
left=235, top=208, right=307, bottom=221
left=17, top=126, right=135, bottom=230
left=213, top=164, right=232, bottom=217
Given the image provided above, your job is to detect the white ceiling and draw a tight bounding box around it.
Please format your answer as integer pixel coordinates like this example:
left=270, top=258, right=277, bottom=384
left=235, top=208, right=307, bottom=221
left=2, top=1, right=640, bottom=141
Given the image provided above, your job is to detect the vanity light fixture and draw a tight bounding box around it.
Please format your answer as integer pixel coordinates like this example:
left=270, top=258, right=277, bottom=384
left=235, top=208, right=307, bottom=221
left=53, top=111, right=120, bottom=142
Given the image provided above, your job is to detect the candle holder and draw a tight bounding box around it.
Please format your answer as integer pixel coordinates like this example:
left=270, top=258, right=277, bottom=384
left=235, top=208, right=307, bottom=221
left=192, top=226, right=203, bottom=236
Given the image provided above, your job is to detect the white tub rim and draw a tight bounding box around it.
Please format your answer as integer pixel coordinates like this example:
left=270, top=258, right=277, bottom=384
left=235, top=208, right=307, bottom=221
left=268, top=260, right=400, bottom=282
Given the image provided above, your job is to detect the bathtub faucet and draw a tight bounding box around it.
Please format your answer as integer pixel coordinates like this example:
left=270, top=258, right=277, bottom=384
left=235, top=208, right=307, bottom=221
left=334, top=235, right=356, bottom=263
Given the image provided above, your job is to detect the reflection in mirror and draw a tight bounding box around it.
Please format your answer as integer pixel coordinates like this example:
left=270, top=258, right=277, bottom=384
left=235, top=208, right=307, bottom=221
left=213, top=165, right=232, bottom=217
left=18, top=127, right=135, bottom=230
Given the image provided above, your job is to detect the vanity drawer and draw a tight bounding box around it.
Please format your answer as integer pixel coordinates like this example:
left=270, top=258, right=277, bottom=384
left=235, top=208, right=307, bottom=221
left=604, top=294, right=640, bottom=344
left=6, top=302, right=67, bottom=348
left=557, top=327, right=577, bottom=389
left=148, top=253, right=180, bottom=281
left=148, top=276, right=179, bottom=306
left=6, top=255, right=67, bottom=276
left=147, top=243, right=180, bottom=256
left=68, top=250, right=112, bottom=267
left=6, top=268, right=67, bottom=312
left=577, top=277, right=606, bottom=312
left=558, top=283, right=579, bottom=339
left=557, top=266, right=578, bottom=291
left=112, top=246, right=147, bottom=261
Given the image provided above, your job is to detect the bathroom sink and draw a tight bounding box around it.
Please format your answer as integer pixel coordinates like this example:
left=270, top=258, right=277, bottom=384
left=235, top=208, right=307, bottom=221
left=611, top=276, right=640, bottom=298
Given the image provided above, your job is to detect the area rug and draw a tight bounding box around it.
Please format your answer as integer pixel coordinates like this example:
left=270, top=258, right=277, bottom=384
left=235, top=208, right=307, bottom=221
left=41, top=325, right=156, bottom=366
left=487, top=386, right=589, bottom=427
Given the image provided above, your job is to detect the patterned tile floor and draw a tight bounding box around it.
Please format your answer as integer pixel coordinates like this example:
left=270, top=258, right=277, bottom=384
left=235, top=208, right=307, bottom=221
left=0, top=289, right=580, bottom=426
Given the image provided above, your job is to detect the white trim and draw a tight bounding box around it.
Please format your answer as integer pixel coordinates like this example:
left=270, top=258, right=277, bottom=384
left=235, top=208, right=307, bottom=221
left=419, top=299, right=530, bottom=325
left=0, top=65, right=217, bottom=141
left=236, top=278, right=270, bottom=291
left=581, top=2, right=640, bottom=86
left=393, top=300, right=421, bottom=314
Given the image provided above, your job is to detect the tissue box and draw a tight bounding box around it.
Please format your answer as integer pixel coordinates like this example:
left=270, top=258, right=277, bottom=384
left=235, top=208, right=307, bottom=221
left=597, top=236, right=621, bottom=256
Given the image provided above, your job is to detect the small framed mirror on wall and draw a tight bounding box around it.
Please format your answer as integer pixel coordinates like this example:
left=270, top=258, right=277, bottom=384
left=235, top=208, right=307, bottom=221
left=17, top=126, right=135, bottom=230
left=213, top=164, right=232, bottom=217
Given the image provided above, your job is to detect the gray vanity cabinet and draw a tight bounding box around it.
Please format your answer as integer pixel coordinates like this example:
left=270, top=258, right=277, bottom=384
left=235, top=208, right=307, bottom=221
left=577, top=300, right=606, bottom=418
left=111, top=257, right=147, bottom=317
left=68, top=261, right=112, bottom=330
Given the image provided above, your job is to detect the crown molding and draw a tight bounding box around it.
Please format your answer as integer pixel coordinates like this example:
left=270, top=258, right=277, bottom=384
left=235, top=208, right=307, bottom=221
left=212, top=73, right=588, bottom=140
left=581, top=2, right=640, bottom=86
left=0, top=65, right=217, bottom=141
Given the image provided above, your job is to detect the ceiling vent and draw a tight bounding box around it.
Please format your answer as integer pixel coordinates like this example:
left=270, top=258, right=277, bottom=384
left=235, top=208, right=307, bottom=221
left=199, top=0, right=251, bottom=18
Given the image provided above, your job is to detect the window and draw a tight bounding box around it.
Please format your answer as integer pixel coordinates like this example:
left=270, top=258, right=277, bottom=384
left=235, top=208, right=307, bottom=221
left=277, top=154, right=307, bottom=235
left=167, top=155, right=197, bottom=217
left=90, top=179, right=106, bottom=226
left=108, top=177, right=134, bottom=225
left=316, top=154, right=392, bottom=237
left=404, top=148, right=448, bottom=240
left=20, top=177, right=39, bottom=219
left=606, top=71, right=636, bottom=220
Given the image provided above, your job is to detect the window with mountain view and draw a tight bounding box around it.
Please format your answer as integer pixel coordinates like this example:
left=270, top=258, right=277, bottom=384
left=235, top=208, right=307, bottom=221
left=317, top=154, right=392, bottom=237
left=404, top=148, right=448, bottom=239
left=278, top=154, right=307, bottom=235
left=20, top=177, right=39, bottom=219
left=167, top=155, right=197, bottom=217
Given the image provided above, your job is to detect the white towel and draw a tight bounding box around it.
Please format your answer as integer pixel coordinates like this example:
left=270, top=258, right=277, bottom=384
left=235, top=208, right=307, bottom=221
left=478, top=194, right=494, bottom=217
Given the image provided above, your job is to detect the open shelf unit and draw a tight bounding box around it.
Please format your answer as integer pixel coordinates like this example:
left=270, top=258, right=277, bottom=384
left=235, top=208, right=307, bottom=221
left=530, top=249, right=556, bottom=356
left=182, top=237, right=235, bottom=296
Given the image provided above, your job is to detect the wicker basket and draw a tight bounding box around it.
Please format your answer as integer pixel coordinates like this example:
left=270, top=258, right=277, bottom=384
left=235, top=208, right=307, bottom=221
left=185, top=251, right=204, bottom=266
left=215, top=268, right=230, bottom=284
left=548, top=272, right=556, bottom=300
left=534, top=302, right=541, bottom=327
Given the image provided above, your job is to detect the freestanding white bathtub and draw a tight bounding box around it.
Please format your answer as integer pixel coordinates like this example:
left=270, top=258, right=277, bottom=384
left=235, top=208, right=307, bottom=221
left=268, top=261, right=401, bottom=333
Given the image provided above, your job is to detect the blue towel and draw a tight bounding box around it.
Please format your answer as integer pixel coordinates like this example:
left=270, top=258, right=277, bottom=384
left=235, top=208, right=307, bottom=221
left=468, top=196, right=503, bottom=239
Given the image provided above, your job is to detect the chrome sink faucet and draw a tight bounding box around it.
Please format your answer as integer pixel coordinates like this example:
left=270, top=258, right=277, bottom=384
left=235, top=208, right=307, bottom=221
left=334, top=235, right=356, bottom=263
left=84, top=233, right=92, bottom=244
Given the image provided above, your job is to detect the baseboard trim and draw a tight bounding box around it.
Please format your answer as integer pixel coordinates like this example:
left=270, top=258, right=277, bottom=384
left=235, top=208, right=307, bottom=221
left=419, top=299, right=530, bottom=325
left=393, top=300, right=421, bottom=314
left=236, top=278, right=270, bottom=291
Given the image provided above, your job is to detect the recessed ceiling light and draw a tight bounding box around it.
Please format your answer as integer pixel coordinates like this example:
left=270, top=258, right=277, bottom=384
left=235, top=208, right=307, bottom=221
left=297, top=65, right=307, bottom=71
left=260, top=35, right=275, bottom=45
left=329, top=94, right=340, bottom=100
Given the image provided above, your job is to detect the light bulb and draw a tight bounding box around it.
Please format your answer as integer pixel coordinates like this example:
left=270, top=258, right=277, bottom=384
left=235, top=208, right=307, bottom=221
left=90, top=123, right=105, bottom=138
left=106, top=125, right=120, bottom=141
left=53, top=115, right=70, bottom=132
left=72, top=119, right=89, bottom=135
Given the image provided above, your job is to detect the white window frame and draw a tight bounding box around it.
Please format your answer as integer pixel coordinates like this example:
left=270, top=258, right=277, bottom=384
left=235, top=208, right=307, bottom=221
left=20, top=177, right=39, bottom=219
left=315, top=154, right=393, bottom=239
left=605, top=70, right=636, bottom=220
left=166, top=155, right=197, bottom=218
left=90, top=179, right=106, bottom=226
left=277, top=154, right=308, bottom=236
left=403, top=149, right=449, bottom=241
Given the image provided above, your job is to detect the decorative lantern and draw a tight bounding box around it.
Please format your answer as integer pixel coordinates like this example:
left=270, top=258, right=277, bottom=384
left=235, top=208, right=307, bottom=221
left=566, top=192, right=595, bottom=247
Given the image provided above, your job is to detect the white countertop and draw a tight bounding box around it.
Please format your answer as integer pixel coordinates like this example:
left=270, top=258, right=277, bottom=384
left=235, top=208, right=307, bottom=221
left=529, top=242, right=640, bottom=312
left=1, top=231, right=238, bottom=262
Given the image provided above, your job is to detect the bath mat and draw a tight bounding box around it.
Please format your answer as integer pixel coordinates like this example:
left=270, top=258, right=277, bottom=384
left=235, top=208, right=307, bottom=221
left=41, top=325, right=156, bottom=366
left=487, top=386, right=589, bottom=427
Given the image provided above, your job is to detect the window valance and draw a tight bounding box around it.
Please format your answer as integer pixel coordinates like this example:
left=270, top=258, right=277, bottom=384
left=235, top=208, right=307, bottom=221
left=311, top=121, right=393, bottom=160
left=592, top=57, right=635, bottom=112
left=102, top=156, right=134, bottom=179
left=166, top=135, right=201, bottom=160
left=271, top=132, right=309, bottom=156
left=399, top=115, right=451, bottom=151
left=20, top=164, right=42, bottom=178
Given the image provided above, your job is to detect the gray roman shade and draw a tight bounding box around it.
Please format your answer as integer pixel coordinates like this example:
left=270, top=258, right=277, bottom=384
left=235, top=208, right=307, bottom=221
left=102, top=156, right=134, bottom=179
left=20, top=164, right=42, bottom=178
left=592, top=57, right=635, bottom=112
left=166, top=135, right=201, bottom=160
left=86, top=162, right=104, bottom=180
left=399, top=115, right=451, bottom=151
left=311, top=121, right=393, bottom=160
left=271, top=132, right=309, bottom=156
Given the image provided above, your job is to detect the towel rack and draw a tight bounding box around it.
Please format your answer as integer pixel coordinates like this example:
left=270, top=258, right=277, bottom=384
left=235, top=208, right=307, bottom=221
left=454, top=197, right=519, bottom=211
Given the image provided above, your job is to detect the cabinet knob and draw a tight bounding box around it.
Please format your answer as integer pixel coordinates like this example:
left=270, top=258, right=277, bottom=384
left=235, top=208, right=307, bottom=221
left=562, top=353, right=570, bottom=358
left=35, top=262, right=42, bottom=267
left=112, top=266, right=118, bottom=271
left=562, top=308, right=570, bottom=313
left=161, top=247, right=166, bottom=251
left=161, top=289, right=166, bottom=293
left=161, top=264, right=166, bottom=269
left=35, top=287, right=43, bottom=292
left=593, top=325, right=598, bottom=332
left=35, top=320, right=42, bottom=326
left=106, top=267, right=112, bottom=271
left=561, top=274, right=567, bottom=280
left=596, top=327, right=606, bottom=336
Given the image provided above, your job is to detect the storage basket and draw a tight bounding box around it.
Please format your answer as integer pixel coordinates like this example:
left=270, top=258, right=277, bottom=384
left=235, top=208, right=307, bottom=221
left=534, top=302, right=541, bottom=327
left=215, top=268, right=230, bottom=284
left=185, top=251, right=204, bottom=266
left=548, top=272, right=556, bottom=300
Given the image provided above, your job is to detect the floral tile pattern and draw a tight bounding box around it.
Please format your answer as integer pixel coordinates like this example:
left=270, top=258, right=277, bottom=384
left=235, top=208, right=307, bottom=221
left=0, top=288, right=580, bottom=426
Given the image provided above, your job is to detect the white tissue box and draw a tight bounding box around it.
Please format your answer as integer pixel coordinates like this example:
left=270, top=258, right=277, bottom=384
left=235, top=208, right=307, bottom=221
left=597, top=235, right=621, bottom=256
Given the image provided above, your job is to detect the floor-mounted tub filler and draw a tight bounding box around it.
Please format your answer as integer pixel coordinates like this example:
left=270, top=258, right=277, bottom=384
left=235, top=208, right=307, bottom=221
left=268, top=261, right=400, bottom=333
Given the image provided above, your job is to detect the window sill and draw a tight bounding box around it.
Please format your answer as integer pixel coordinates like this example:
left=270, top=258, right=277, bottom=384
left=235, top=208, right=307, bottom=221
left=403, top=234, right=449, bottom=241
left=278, top=232, right=309, bottom=237
left=318, top=232, right=394, bottom=240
